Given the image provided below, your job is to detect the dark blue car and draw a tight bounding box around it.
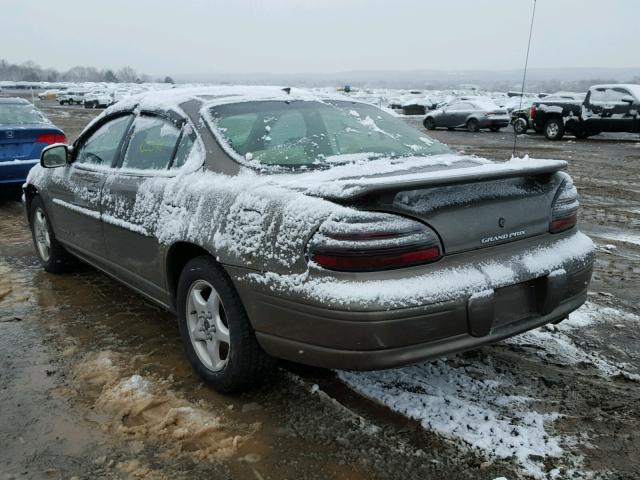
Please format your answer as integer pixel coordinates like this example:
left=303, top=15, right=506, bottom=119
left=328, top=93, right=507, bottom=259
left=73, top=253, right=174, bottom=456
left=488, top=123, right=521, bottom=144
left=0, top=98, right=66, bottom=186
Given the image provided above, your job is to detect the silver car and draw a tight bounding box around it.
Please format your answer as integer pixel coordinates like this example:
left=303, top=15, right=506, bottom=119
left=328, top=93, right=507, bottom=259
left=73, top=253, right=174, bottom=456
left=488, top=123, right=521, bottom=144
left=424, top=99, right=511, bottom=132
left=25, top=87, right=594, bottom=392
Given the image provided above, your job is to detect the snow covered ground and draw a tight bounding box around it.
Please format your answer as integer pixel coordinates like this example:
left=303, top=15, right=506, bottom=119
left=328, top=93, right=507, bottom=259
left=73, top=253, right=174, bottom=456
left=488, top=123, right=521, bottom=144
left=339, top=301, right=639, bottom=478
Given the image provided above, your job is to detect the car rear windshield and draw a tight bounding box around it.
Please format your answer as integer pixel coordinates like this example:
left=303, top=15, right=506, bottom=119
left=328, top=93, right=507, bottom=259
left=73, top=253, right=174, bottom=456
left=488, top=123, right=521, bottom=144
left=208, top=100, right=450, bottom=167
left=0, top=104, right=47, bottom=125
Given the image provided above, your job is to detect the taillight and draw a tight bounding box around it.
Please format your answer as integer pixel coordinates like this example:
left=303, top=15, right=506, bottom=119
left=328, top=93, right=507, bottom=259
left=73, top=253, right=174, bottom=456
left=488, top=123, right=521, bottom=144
left=550, top=174, right=578, bottom=233
left=36, top=133, right=67, bottom=145
left=530, top=106, right=537, bottom=120
left=307, top=213, right=442, bottom=271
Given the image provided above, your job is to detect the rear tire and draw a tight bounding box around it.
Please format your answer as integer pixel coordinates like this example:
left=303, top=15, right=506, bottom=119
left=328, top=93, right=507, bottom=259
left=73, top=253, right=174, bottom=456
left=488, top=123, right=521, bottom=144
left=544, top=118, right=565, bottom=140
left=29, top=196, right=74, bottom=273
left=466, top=118, right=480, bottom=132
left=423, top=117, right=436, bottom=130
left=176, top=256, right=275, bottom=393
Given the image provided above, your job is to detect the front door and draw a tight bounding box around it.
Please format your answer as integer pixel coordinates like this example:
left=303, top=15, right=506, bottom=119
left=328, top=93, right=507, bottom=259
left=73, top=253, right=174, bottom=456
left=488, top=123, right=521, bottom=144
left=101, top=113, right=194, bottom=302
left=48, top=114, right=132, bottom=259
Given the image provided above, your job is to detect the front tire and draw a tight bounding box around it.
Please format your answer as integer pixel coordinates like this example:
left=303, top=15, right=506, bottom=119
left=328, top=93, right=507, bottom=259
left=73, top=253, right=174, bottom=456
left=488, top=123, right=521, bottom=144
left=423, top=117, right=436, bottom=130
left=544, top=118, right=565, bottom=140
left=513, top=118, right=528, bottom=134
left=467, top=118, right=480, bottom=132
left=29, top=196, right=73, bottom=273
left=176, top=256, right=275, bottom=393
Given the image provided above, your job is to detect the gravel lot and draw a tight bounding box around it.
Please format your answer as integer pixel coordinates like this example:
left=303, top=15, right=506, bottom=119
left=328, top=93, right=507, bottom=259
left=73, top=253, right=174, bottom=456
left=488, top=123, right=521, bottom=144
left=1, top=99, right=639, bottom=480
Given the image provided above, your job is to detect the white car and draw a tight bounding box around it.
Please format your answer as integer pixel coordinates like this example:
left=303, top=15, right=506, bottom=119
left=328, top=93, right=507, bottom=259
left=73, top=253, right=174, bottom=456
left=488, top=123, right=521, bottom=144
left=83, top=90, right=113, bottom=109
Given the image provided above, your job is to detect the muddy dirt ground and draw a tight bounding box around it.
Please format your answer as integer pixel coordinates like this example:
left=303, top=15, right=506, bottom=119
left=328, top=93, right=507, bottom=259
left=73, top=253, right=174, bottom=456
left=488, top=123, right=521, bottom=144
left=0, top=100, right=639, bottom=480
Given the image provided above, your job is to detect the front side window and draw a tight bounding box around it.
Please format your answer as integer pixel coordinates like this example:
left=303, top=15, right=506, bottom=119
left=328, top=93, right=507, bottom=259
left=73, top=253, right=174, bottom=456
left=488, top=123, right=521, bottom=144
left=75, top=115, right=131, bottom=166
left=122, top=116, right=181, bottom=170
left=209, top=100, right=450, bottom=167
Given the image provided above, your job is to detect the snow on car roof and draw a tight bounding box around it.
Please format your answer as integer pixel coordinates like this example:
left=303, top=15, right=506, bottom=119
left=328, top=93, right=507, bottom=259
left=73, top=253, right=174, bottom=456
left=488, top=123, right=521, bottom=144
left=590, top=84, right=640, bottom=99
left=83, top=86, right=370, bottom=137
left=107, top=85, right=354, bottom=114
left=469, top=100, right=501, bottom=110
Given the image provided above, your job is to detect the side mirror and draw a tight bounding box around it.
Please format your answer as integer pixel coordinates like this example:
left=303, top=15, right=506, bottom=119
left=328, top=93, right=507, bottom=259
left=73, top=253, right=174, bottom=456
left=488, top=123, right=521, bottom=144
left=41, top=144, right=69, bottom=168
left=621, top=95, right=635, bottom=104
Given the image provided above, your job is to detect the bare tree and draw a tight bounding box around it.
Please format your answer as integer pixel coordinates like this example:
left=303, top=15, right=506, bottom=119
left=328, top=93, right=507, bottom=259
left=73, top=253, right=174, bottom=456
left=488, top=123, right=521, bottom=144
left=117, top=66, right=138, bottom=83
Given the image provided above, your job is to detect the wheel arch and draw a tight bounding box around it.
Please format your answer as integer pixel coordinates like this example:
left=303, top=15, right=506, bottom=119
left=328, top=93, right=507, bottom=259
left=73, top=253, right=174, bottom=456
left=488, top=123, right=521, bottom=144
left=23, top=184, right=40, bottom=222
left=165, top=241, right=219, bottom=307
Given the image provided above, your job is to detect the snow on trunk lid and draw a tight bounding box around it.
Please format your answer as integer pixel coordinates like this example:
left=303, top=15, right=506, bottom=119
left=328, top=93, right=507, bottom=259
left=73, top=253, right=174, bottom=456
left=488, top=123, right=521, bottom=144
left=391, top=176, right=556, bottom=254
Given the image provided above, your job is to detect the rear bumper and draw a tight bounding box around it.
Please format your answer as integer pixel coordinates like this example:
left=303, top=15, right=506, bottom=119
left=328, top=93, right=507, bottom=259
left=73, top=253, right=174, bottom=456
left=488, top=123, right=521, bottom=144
left=229, top=230, right=595, bottom=370
left=0, top=159, right=38, bottom=184
left=254, top=289, right=588, bottom=370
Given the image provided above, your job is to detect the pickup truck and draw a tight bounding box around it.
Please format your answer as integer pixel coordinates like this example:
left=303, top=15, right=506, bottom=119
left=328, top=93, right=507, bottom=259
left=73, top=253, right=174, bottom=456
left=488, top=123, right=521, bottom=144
left=58, top=90, right=87, bottom=105
left=531, top=84, right=640, bottom=140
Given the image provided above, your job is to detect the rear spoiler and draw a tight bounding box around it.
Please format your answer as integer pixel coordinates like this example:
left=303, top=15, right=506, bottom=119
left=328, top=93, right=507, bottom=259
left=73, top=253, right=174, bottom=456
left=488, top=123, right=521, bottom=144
left=307, top=158, right=568, bottom=201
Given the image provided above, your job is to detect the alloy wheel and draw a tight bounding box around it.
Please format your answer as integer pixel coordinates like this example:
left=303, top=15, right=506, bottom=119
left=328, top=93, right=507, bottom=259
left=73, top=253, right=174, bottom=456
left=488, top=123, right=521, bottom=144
left=186, top=280, right=230, bottom=372
left=33, top=208, right=51, bottom=262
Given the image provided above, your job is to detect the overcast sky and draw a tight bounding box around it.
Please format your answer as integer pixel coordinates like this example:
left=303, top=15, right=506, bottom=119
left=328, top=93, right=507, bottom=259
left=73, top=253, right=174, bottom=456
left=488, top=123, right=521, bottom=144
left=3, top=0, right=638, bottom=76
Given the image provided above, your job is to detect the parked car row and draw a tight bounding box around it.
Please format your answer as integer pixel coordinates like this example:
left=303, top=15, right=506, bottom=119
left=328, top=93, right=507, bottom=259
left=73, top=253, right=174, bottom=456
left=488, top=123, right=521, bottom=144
left=420, top=85, right=640, bottom=140
left=49, top=87, right=147, bottom=109
left=530, top=84, right=640, bottom=140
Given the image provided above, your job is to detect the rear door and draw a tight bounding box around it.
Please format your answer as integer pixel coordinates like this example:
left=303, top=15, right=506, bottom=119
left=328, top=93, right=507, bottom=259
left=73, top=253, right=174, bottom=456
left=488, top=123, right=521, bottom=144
left=438, top=102, right=460, bottom=127
left=101, top=113, right=196, bottom=301
left=48, top=114, right=133, bottom=259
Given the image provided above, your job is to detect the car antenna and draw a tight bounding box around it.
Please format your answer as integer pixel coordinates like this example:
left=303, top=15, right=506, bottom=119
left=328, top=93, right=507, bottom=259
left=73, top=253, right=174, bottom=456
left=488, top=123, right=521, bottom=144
left=513, top=0, right=537, bottom=158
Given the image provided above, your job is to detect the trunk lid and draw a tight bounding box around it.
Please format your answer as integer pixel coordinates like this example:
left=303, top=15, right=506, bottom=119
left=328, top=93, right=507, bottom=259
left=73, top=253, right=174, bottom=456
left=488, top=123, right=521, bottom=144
left=388, top=175, right=560, bottom=254
left=0, top=125, right=58, bottom=162
left=293, top=155, right=567, bottom=255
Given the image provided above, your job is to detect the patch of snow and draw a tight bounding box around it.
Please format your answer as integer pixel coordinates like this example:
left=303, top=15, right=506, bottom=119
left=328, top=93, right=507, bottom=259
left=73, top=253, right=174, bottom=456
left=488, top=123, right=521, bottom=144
left=339, top=359, right=562, bottom=479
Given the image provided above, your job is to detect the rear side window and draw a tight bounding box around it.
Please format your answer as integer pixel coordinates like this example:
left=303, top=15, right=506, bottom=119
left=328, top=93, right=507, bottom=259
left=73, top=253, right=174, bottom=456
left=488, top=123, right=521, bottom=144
left=170, top=132, right=195, bottom=169
left=449, top=102, right=471, bottom=110
left=122, top=116, right=180, bottom=170
left=590, top=88, right=630, bottom=104
left=76, top=115, right=131, bottom=166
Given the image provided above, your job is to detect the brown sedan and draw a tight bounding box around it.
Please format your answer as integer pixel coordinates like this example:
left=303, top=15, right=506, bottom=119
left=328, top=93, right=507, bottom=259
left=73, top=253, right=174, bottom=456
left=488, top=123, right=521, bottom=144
left=24, top=87, right=595, bottom=392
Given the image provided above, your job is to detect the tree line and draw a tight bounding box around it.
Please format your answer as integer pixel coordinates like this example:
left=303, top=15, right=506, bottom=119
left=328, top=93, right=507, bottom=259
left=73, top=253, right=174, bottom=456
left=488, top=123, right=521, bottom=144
left=0, top=59, right=174, bottom=84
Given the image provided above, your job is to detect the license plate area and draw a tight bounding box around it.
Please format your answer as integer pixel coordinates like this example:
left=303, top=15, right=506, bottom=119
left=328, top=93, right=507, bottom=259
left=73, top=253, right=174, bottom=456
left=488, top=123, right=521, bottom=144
left=493, top=280, right=538, bottom=328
